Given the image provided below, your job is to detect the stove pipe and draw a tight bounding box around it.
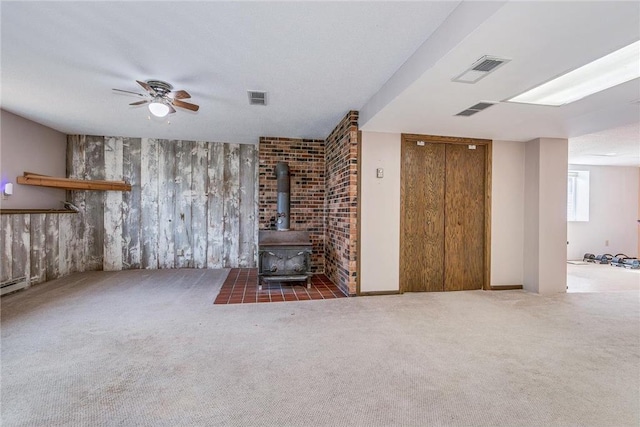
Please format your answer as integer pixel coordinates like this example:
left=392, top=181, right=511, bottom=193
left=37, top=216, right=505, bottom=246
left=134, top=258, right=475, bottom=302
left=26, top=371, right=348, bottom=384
left=275, top=162, right=290, bottom=231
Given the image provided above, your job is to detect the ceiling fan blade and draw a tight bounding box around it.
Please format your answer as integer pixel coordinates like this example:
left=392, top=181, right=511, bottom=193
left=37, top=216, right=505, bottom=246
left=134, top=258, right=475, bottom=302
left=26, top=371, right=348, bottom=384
left=113, top=88, right=146, bottom=97
left=136, top=80, right=157, bottom=96
left=172, top=99, right=200, bottom=112
left=170, top=90, right=191, bottom=99
left=129, top=100, right=149, bottom=106
left=167, top=103, right=176, bottom=114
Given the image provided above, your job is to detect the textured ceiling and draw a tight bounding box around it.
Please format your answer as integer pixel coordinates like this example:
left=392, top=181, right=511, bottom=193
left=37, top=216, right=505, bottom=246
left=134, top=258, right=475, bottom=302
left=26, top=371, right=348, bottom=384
left=1, top=1, right=639, bottom=166
left=0, top=1, right=459, bottom=143
left=569, top=123, right=640, bottom=167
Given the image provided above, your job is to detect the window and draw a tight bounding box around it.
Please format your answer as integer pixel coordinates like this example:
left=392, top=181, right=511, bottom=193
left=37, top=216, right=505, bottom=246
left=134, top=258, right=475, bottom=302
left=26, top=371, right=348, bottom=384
left=567, top=170, right=589, bottom=221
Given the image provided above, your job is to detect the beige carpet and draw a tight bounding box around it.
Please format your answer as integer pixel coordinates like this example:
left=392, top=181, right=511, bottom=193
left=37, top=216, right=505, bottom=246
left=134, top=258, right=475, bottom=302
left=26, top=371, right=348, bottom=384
left=567, top=263, right=640, bottom=293
left=1, top=269, right=639, bottom=426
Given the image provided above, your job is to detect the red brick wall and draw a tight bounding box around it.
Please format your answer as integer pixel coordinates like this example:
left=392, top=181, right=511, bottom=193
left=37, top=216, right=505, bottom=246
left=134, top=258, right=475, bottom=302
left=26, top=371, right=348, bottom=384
left=258, top=137, right=325, bottom=273
left=324, top=111, right=359, bottom=295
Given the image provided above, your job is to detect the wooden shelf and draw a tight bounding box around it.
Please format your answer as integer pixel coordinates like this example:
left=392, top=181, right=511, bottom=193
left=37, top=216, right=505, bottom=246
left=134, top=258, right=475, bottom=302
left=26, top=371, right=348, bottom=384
left=1, top=209, right=78, bottom=215
left=16, top=172, right=131, bottom=192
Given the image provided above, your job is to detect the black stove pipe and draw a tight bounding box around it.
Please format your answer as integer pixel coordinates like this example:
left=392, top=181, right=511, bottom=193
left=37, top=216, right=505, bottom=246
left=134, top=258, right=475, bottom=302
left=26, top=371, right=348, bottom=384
left=275, top=162, right=290, bottom=231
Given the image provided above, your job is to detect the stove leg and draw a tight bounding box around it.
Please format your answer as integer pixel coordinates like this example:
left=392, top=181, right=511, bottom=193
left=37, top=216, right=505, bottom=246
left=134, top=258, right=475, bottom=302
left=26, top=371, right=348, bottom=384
left=258, top=278, right=263, bottom=291
left=306, top=276, right=311, bottom=289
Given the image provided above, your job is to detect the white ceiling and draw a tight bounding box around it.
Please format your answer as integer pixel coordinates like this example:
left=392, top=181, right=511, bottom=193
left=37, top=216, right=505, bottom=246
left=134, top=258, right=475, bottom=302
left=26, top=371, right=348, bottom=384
left=569, top=122, right=640, bottom=167
left=1, top=1, right=639, bottom=165
left=0, top=1, right=458, bottom=143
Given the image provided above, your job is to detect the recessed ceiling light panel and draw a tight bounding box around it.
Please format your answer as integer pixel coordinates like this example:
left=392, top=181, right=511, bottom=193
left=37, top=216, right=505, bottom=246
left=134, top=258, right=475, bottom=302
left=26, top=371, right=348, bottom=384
left=507, top=40, right=640, bottom=106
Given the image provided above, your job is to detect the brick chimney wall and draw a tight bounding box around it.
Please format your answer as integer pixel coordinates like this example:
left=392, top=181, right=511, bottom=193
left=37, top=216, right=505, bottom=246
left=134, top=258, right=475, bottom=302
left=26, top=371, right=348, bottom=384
left=324, top=111, right=359, bottom=295
left=258, top=137, right=325, bottom=273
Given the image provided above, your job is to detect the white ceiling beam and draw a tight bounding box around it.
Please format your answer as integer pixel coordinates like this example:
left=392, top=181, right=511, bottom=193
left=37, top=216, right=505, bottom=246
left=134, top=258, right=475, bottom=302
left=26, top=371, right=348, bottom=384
left=359, top=1, right=506, bottom=128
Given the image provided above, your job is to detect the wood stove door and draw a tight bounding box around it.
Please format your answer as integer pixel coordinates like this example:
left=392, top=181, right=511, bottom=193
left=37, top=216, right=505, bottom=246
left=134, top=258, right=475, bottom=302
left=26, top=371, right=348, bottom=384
left=260, top=247, right=310, bottom=276
left=260, top=250, right=284, bottom=275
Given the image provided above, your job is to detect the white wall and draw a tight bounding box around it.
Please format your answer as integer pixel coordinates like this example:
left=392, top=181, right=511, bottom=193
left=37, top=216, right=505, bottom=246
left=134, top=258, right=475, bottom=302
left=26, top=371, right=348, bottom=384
left=359, top=132, right=529, bottom=293
left=0, top=110, right=67, bottom=209
left=538, top=139, right=568, bottom=294
left=491, top=140, right=525, bottom=286
left=523, top=139, right=541, bottom=290
left=524, top=138, right=568, bottom=294
left=359, top=132, right=401, bottom=293
left=567, top=165, right=639, bottom=259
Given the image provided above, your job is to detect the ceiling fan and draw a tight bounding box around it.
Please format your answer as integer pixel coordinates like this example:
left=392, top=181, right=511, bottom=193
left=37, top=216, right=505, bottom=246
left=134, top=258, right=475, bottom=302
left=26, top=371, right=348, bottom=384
left=113, top=80, right=199, bottom=117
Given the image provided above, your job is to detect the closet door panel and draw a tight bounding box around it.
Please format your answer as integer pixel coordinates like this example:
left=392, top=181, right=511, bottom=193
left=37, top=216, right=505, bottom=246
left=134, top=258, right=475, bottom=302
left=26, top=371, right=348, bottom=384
left=400, top=140, right=445, bottom=292
left=444, top=144, right=485, bottom=291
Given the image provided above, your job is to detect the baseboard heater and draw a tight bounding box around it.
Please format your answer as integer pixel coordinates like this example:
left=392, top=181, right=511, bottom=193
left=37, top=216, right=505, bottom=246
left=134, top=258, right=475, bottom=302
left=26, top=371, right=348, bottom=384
left=1, top=277, right=28, bottom=296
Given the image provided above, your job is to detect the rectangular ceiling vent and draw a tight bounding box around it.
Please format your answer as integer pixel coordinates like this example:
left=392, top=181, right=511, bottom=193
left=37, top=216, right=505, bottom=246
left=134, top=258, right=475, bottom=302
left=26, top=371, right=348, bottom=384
left=453, top=56, right=510, bottom=84
left=472, top=59, right=505, bottom=72
left=248, top=91, right=267, bottom=106
left=469, top=102, right=494, bottom=111
left=455, top=109, right=480, bottom=117
left=455, top=101, right=496, bottom=117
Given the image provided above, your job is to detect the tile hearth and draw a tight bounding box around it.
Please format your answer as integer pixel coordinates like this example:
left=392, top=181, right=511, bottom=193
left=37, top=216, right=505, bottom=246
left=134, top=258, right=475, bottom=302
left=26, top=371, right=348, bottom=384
left=214, top=268, right=347, bottom=304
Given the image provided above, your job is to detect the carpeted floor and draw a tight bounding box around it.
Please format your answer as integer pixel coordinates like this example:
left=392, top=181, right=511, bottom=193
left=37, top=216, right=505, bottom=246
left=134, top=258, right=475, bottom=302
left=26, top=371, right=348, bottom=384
left=1, top=268, right=639, bottom=426
left=567, top=263, right=640, bottom=292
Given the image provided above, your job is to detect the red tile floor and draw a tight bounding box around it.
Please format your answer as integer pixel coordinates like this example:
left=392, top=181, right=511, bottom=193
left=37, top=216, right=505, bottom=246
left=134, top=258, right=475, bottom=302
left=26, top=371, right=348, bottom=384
left=214, top=268, right=348, bottom=304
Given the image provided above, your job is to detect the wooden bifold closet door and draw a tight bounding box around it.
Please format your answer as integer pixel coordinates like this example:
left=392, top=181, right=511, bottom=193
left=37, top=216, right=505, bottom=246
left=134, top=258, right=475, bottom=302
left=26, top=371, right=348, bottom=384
left=400, top=135, right=489, bottom=292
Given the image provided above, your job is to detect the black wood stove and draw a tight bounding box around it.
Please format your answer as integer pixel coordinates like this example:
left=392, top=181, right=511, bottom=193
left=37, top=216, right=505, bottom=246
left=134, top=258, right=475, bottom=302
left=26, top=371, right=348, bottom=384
left=258, top=162, right=312, bottom=290
left=258, top=230, right=312, bottom=289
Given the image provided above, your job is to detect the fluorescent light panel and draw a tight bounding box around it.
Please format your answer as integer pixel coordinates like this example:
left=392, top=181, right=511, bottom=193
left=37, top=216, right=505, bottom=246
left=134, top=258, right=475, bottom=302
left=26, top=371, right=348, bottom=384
left=508, top=40, right=640, bottom=106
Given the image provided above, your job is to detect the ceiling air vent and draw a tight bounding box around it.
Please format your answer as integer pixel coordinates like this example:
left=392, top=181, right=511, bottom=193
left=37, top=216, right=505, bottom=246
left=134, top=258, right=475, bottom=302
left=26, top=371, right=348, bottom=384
left=456, top=109, right=480, bottom=117
left=455, top=101, right=496, bottom=117
left=248, top=91, right=267, bottom=106
left=453, top=56, right=510, bottom=84
left=472, top=59, right=504, bottom=72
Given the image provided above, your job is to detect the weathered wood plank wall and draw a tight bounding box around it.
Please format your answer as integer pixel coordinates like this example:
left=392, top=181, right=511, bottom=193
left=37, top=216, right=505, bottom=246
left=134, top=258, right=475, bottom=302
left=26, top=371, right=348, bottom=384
left=123, top=137, right=142, bottom=269
left=1, top=216, right=12, bottom=282
left=11, top=215, right=30, bottom=281
left=174, top=140, right=193, bottom=268
left=103, top=136, right=124, bottom=271
left=84, top=135, right=105, bottom=271
left=222, top=144, right=240, bottom=268
left=207, top=143, right=225, bottom=268
left=0, top=136, right=258, bottom=287
left=0, top=211, right=82, bottom=286
left=140, top=138, right=159, bottom=269
left=44, top=214, right=60, bottom=281
left=238, top=144, right=257, bottom=268
left=85, top=135, right=257, bottom=271
left=157, top=139, right=176, bottom=269
left=192, top=141, right=208, bottom=269
left=29, top=214, right=46, bottom=282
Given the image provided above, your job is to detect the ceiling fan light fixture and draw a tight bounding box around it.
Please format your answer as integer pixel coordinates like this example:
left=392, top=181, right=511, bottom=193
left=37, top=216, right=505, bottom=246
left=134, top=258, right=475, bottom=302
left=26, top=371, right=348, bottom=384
left=115, top=80, right=197, bottom=116
left=148, top=100, right=170, bottom=117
